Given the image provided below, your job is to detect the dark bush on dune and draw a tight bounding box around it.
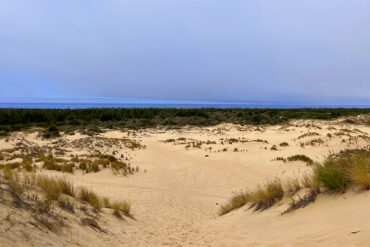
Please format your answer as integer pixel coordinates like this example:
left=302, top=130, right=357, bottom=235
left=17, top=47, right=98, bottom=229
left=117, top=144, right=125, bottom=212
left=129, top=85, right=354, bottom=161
left=43, top=125, right=60, bottom=138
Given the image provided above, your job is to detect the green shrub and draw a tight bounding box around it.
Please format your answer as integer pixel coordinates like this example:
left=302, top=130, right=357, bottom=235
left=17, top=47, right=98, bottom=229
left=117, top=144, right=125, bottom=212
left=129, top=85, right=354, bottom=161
left=314, top=160, right=348, bottom=193
left=43, top=125, right=60, bottom=138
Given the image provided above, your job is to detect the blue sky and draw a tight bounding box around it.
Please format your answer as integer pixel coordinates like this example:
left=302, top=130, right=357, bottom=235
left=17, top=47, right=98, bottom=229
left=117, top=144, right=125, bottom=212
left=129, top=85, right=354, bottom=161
left=1, top=0, right=370, bottom=104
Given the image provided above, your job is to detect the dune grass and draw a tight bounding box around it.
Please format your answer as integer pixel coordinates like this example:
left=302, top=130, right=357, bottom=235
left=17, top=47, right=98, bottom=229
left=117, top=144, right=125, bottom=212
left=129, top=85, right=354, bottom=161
left=249, top=179, right=284, bottom=211
left=220, top=149, right=370, bottom=215
left=79, top=187, right=102, bottom=210
left=314, top=149, right=370, bottom=192
left=219, top=192, right=249, bottom=215
left=219, top=178, right=284, bottom=215
left=300, top=173, right=320, bottom=193
left=283, top=189, right=318, bottom=214
left=283, top=178, right=301, bottom=195
left=111, top=201, right=131, bottom=218
left=3, top=168, right=24, bottom=199
left=313, top=161, right=348, bottom=193
left=297, top=132, right=320, bottom=139
left=1, top=161, right=133, bottom=236
left=350, top=166, right=370, bottom=190
left=37, top=175, right=75, bottom=200
left=287, top=154, right=313, bottom=165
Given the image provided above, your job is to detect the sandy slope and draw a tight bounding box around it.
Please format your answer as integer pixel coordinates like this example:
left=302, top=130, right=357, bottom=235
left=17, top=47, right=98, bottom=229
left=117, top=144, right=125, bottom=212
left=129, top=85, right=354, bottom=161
left=0, top=118, right=369, bottom=246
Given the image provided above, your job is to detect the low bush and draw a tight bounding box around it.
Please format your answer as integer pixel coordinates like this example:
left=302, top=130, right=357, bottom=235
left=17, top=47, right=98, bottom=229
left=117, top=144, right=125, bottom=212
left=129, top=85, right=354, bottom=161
left=287, top=154, right=313, bottom=165
left=43, top=125, right=60, bottom=138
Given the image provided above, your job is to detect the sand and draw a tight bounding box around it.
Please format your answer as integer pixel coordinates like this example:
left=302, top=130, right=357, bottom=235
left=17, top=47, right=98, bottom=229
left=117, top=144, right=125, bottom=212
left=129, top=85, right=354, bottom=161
left=0, top=118, right=369, bottom=246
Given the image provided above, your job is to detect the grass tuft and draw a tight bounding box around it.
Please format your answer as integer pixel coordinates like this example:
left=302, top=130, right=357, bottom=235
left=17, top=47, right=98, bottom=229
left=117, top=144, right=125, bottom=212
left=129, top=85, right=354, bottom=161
left=283, top=178, right=301, bottom=195
left=111, top=201, right=131, bottom=218
left=218, top=192, right=249, bottom=216
left=79, top=187, right=102, bottom=210
left=250, top=178, right=284, bottom=211
left=314, top=159, right=348, bottom=193
left=37, top=176, right=75, bottom=201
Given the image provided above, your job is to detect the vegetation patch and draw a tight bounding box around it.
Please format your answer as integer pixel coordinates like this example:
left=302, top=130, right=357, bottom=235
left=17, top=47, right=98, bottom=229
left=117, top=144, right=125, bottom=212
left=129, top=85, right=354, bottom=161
left=287, top=154, right=313, bottom=165
left=314, top=149, right=370, bottom=192
left=297, top=132, right=320, bottom=139
left=42, top=125, right=60, bottom=139
left=220, top=148, right=370, bottom=216
left=1, top=108, right=369, bottom=133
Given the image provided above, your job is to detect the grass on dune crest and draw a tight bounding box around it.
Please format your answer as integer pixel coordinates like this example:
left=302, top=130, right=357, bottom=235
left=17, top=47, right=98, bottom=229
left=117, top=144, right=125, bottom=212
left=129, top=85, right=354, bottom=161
left=314, top=149, right=370, bottom=192
left=219, top=192, right=249, bottom=216
left=1, top=169, right=132, bottom=221
left=220, top=148, right=370, bottom=216
left=219, top=178, right=284, bottom=215
left=249, top=178, right=284, bottom=211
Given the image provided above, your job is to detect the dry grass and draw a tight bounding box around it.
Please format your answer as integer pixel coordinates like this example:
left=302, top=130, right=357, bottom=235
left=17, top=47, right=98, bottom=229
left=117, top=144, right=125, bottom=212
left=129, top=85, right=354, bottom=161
left=219, top=178, right=284, bottom=215
left=111, top=201, right=131, bottom=218
left=220, top=149, right=369, bottom=216
left=58, top=196, right=75, bottom=213
left=301, top=173, right=320, bottom=193
left=350, top=166, right=370, bottom=190
left=218, top=192, right=249, bottom=216
left=81, top=217, right=105, bottom=232
left=0, top=165, right=132, bottom=237
left=37, top=175, right=75, bottom=200
left=103, top=197, right=111, bottom=208
left=3, top=169, right=24, bottom=199
left=79, top=187, right=102, bottom=211
left=314, top=149, right=370, bottom=192
left=298, top=132, right=320, bottom=139
left=79, top=159, right=100, bottom=173
left=282, top=189, right=318, bottom=214
left=21, top=157, right=34, bottom=172
left=301, top=138, right=324, bottom=147
left=283, top=178, right=301, bottom=195
left=22, top=172, right=37, bottom=189
left=249, top=178, right=284, bottom=211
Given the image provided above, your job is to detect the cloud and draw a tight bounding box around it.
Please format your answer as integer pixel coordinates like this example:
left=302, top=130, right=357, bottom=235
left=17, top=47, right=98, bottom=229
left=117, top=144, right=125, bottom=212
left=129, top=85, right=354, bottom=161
left=0, top=0, right=369, bottom=103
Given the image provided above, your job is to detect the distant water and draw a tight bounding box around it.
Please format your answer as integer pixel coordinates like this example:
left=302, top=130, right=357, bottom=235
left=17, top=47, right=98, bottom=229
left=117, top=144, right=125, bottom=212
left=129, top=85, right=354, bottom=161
left=0, top=103, right=369, bottom=109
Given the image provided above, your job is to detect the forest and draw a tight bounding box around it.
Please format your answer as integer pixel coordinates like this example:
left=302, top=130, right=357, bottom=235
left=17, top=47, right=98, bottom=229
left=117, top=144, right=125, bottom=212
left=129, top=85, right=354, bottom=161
left=0, top=108, right=369, bottom=134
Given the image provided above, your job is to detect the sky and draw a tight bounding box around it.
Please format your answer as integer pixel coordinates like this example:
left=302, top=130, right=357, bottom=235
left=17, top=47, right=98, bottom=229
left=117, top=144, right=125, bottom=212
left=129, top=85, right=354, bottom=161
left=1, top=0, right=370, bottom=104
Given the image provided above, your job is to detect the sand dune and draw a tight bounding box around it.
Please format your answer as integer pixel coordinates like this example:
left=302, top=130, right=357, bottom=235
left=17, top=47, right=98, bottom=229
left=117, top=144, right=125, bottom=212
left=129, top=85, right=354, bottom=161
left=0, top=118, right=369, bottom=246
